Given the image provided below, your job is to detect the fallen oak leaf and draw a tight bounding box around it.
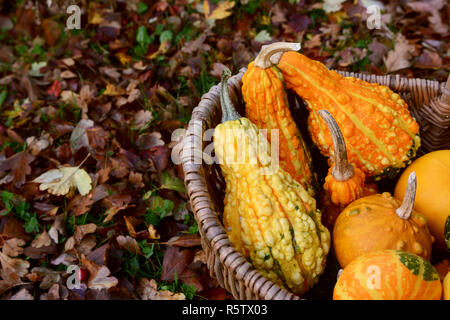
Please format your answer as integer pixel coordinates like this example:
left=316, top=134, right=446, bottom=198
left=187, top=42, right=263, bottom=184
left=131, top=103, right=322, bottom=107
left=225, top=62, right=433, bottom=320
left=74, top=223, right=97, bottom=243
left=160, top=245, right=202, bottom=291
left=2, top=238, right=26, bottom=257
left=51, top=253, right=77, bottom=266
left=116, top=235, right=141, bottom=255
left=81, top=255, right=118, bottom=290
left=24, top=242, right=58, bottom=259
left=32, top=155, right=92, bottom=196
left=40, top=283, right=60, bottom=300
left=204, top=0, right=235, bottom=20
left=137, top=278, right=185, bottom=300
left=33, top=166, right=92, bottom=196
left=70, top=119, right=94, bottom=152
left=77, top=234, right=97, bottom=255
left=31, top=230, right=52, bottom=249
left=0, top=150, right=35, bottom=188
left=123, top=216, right=137, bottom=238
left=30, top=267, right=61, bottom=290
left=384, top=33, right=416, bottom=72
left=102, top=194, right=132, bottom=222
left=0, top=216, right=30, bottom=241
left=0, top=251, right=29, bottom=278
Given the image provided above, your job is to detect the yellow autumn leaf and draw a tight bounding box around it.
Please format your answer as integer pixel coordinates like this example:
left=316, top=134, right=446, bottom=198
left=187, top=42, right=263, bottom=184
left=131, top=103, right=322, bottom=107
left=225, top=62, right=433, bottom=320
left=103, top=83, right=126, bottom=96
left=33, top=166, right=92, bottom=196
left=205, top=1, right=235, bottom=20
left=203, top=0, right=210, bottom=17
left=115, top=52, right=132, bottom=66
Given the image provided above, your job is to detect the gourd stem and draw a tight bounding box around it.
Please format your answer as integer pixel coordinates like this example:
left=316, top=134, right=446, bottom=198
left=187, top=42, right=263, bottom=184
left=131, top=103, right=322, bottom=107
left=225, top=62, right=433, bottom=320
left=254, top=42, right=301, bottom=69
left=220, top=68, right=241, bottom=123
left=318, top=110, right=354, bottom=181
left=396, top=172, right=417, bottom=220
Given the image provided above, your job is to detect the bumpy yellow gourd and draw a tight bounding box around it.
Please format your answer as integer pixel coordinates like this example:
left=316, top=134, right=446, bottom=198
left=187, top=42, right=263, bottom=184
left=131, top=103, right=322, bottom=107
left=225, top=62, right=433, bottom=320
left=257, top=42, right=421, bottom=179
left=215, top=68, right=330, bottom=295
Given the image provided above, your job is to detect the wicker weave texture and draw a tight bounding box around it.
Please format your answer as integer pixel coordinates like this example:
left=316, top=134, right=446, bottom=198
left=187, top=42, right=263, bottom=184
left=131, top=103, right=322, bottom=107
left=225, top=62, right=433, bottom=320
left=180, top=68, right=450, bottom=300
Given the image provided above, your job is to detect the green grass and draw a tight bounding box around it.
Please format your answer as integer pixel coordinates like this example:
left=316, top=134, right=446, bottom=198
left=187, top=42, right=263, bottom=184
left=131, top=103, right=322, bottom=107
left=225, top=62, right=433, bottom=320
left=1, top=190, right=41, bottom=233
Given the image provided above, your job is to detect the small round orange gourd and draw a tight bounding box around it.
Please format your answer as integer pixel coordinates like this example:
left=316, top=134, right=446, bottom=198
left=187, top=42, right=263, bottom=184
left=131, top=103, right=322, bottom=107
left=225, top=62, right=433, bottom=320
left=333, top=250, right=442, bottom=300
left=394, top=150, right=450, bottom=251
left=333, top=172, right=433, bottom=268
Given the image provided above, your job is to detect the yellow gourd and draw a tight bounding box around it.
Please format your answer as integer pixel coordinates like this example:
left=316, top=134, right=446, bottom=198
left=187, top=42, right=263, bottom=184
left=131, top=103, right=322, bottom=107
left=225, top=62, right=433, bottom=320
left=333, top=172, right=434, bottom=267
left=394, top=150, right=450, bottom=251
left=215, top=68, right=330, bottom=295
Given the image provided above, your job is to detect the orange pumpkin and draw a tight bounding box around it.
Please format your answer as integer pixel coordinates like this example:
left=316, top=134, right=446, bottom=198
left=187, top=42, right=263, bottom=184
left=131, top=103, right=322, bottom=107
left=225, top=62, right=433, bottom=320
left=333, top=250, right=442, bottom=300
left=394, top=150, right=450, bottom=251
left=333, top=172, right=433, bottom=267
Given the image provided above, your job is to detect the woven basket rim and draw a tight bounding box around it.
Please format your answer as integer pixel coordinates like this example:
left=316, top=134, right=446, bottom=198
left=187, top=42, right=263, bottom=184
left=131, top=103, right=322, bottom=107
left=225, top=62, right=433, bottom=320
left=180, top=67, right=449, bottom=300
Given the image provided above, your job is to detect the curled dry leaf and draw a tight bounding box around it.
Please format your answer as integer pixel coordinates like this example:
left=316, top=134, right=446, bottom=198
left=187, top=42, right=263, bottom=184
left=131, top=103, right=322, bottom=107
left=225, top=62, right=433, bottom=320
left=32, top=166, right=92, bottom=196
left=81, top=255, right=118, bottom=290
left=147, top=225, right=160, bottom=240
left=30, top=267, right=61, bottom=290
left=24, top=242, right=58, bottom=259
left=134, top=110, right=153, bottom=129
left=116, top=235, right=141, bottom=255
left=31, top=230, right=52, bottom=249
left=40, top=283, right=60, bottom=300
left=0, top=252, right=29, bottom=294
left=74, top=223, right=97, bottom=243
left=128, top=171, right=144, bottom=189
left=137, top=278, right=185, bottom=300
left=25, top=134, right=51, bottom=156
left=77, top=234, right=97, bottom=256
left=123, top=216, right=137, bottom=238
left=70, top=119, right=94, bottom=152
left=48, top=215, right=65, bottom=244
left=0, top=151, right=35, bottom=188
left=384, top=33, right=416, bottom=72
left=103, top=194, right=132, bottom=222
left=51, top=253, right=77, bottom=266
left=204, top=0, right=235, bottom=20
left=2, top=238, right=26, bottom=257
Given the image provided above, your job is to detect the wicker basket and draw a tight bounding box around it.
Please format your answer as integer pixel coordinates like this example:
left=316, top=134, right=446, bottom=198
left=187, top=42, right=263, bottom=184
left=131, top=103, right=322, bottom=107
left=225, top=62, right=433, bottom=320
left=179, top=67, right=450, bottom=300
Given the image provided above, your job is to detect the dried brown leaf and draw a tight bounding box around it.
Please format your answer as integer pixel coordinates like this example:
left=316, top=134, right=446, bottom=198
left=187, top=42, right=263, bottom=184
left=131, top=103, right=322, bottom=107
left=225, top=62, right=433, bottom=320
left=31, top=230, right=52, bottom=249
left=0, top=151, right=35, bottom=188
left=74, top=223, right=97, bottom=243
left=2, top=238, right=26, bottom=257
left=384, top=34, right=416, bottom=72
left=81, top=255, right=118, bottom=290
left=137, top=278, right=185, bottom=300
